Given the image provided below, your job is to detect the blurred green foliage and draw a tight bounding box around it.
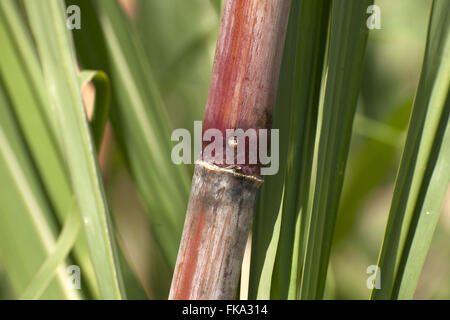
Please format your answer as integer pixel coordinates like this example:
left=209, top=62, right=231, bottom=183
left=0, top=0, right=448, bottom=299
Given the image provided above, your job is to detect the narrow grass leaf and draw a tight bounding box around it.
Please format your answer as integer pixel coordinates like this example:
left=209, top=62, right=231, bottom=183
left=69, top=0, right=191, bottom=271
left=270, top=0, right=331, bottom=300
left=0, top=83, right=79, bottom=299
left=24, top=0, right=125, bottom=299
left=396, top=95, right=449, bottom=299
left=20, top=204, right=81, bottom=300
left=300, top=0, right=373, bottom=299
left=372, top=0, right=450, bottom=299
left=0, top=0, right=99, bottom=297
left=78, top=70, right=111, bottom=150
left=248, top=1, right=302, bottom=299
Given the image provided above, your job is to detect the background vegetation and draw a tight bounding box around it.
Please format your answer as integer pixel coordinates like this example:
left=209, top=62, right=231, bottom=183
left=0, top=0, right=448, bottom=299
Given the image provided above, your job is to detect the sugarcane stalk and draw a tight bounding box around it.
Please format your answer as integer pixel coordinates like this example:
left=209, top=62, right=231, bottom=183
left=169, top=0, right=291, bottom=300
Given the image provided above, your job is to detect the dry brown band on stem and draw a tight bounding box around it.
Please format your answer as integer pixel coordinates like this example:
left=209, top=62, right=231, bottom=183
left=170, top=0, right=291, bottom=299
left=170, top=162, right=262, bottom=299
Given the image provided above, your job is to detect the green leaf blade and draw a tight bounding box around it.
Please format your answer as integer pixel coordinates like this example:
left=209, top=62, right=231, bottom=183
left=270, top=0, right=332, bottom=300
left=24, top=0, right=125, bottom=299
left=300, top=0, right=373, bottom=300
left=372, top=0, right=450, bottom=299
left=0, top=83, right=80, bottom=300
